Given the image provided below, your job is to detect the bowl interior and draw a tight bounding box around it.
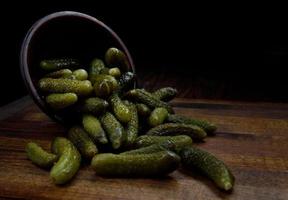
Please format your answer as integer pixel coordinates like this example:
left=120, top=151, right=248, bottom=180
left=21, top=11, right=135, bottom=126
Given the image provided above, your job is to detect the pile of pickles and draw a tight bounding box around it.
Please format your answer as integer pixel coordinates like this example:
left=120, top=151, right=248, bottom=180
left=26, top=47, right=234, bottom=191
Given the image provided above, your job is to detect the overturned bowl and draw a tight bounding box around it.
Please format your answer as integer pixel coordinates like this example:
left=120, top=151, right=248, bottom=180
left=20, top=11, right=135, bottom=126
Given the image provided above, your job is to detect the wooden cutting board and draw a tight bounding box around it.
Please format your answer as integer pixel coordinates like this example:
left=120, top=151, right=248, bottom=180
left=0, top=96, right=288, bottom=200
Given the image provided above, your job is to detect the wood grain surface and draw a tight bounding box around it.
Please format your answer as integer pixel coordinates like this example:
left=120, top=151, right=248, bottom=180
left=0, top=96, right=288, bottom=200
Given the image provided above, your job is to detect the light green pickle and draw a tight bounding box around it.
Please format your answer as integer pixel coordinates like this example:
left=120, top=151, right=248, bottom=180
left=91, top=151, right=180, bottom=177
left=82, top=114, right=108, bottom=144
left=108, top=67, right=121, bottom=78
left=39, top=78, right=93, bottom=96
left=40, top=59, right=79, bottom=71
left=45, top=93, right=78, bottom=110
left=148, top=107, right=169, bottom=127
left=68, top=126, right=98, bottom=159
left=26, top=142, right=57, bottom=168
left=146, top=123, right=207, bottom=140
left=45, top=69, right=72, bottom=78
left=109, top=93, right=132, bottom=123
left=50, top=137, right=81, bottom=185
left=100, top=112, right=125, bottom=149
left=72, top=69, right=88, bottom=80
left=180, top=146, right=235, bottom=191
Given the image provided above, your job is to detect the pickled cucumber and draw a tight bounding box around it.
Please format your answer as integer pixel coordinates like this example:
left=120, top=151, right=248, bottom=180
left=109, top=67, right=121, bottom=78
left=126, top=89, right=174, bottom=113
left=40, top=59, right=79, bottom=71
left=45, top=93, right=78, bottom=110
left=100, top=112, right=125, bottom=149
left=68, top=126, right=98, bottom=159
left=118, top=72, right=135, bottom=91
left=93, top=75, right=118, bottom=97
left=45, top=69, right=72, bottom=78
left=125, top=102, right=139, bottom=145
left=121, top=141, right=175, bottom=155
left=39, top=78, right=93, bottom=96
left=80, top=97, right=108, bottom=115
left=134, top=135, right=193, bottom=149
left=146, top=123, right=207, bottom=140
left=72, top=69, right=88, bottom=80
left=105, top=47, right=129, bottom=70
left=50, top=137, right=81, bottom=184
left=136, top=103, right=151, bottom=117
left=91, top=151, right=180, bottom=177
left=89, top=58, right=105, bottom=84
left=179, top=146, right=235, bottom=191
left=82, top=114, right=108, bottom=144
left=148, top=107, right=168, bottom=127
left=152, top=87, right=178, bottom=102
left=167, top=114, right=217, bottom=134
left=109, top=93, right=132, bottom=123
left=26, top=142, right=57, bottom=168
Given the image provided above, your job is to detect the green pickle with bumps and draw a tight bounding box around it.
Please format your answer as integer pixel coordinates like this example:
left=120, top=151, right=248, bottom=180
left=109, top=93, right=132, bottom=123
left=80, top=97, right=108, bottom=115
left=40, top=59, right=79, bottom=71
left=89, top=58, right=105, bottom=84
left=105, top=47, right=129, bottom=70
left=93, top=75, right=118, bottom=97
left=124, top=102, right=139, bottom=145
left=152, top=87, right=178, bottom=102
left=167, top=114, right=217, bottom=134
left=146, top=123, right=207, bottom=140
left=45, top=69, right=72, bottom=78
left=126, top=89, right=174, bottom=113
left=136, top=103, right=151, bottom=117
left=82, top=114, right=108, bottom=144
left=26, top=142, right=58, bottom=168
left=179, top=146, right=235, bottom=191
left=100, top=112, right=125, bottom=149
left=134, top=135, right=193, bottom=149
left=68, top=126, right=98, bottom=159
left=39, top=78, right=93, bottom=96
left=45, top=93, right=78, bottom=110
left=50, top=137, right=81, bottom=185
left=148, top=107, right=169, bottom=127
left=91, top=151, right=180, bottom=177
left=121, top=141, right=175, bottom=155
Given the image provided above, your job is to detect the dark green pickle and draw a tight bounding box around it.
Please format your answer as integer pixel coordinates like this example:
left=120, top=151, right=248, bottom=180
left=125, top=102, right=139, bottom=145
left=100, top=112, right=125, bottom=149
left=152, top=87, right=178, bottom=102
left=68, top=126, right=98, bottom=159
left=45, top=69, right=73, bottom=78
left=179, top=146, right=235, bottom=191
left=134, top=135, right=193, bottom=149
left=93, top=75, right=118, bottom=97
left=167, top=114, right=217, bottom=134
left=105, top=47, right=129, bottom=70
left=45, top=93, right=78, bottom=110
left=89, top=58, right=105, bottom=84
left=126, top=89, right=174, bottom=113
left=146, top=123, right=207, bottom=140
left=136, top=103, right=151, bottom=117
left=40, top=59, right=79, bottom=71
left=91, top=151, right=180, bottom=177
left=118, top=72, right=135, bottom=92
left=121, top=141, right=175, bottom=155
left=80, top=97, right=108, bottom=115
left=109, top=93, right=132, bottom=123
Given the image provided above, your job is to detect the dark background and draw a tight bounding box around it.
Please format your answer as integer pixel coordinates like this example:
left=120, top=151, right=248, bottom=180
left=1, top=2, right=288, bottom=106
